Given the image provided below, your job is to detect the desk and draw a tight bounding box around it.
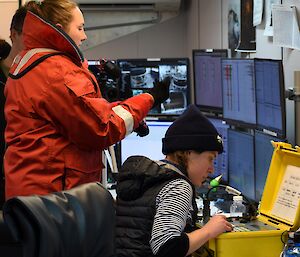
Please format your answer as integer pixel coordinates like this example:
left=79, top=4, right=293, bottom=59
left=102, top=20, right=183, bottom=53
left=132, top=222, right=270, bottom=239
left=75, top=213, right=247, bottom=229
left=195, top=198, right=286, bottom=257
left=195, top=214, right=286, bottom=257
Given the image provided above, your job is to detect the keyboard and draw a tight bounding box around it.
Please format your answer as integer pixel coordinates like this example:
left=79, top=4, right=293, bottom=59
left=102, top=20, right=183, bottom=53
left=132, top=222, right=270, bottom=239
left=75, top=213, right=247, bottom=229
left=232, top=225, right=251, bottom=232
left=229, top=219, right=278, bottom=232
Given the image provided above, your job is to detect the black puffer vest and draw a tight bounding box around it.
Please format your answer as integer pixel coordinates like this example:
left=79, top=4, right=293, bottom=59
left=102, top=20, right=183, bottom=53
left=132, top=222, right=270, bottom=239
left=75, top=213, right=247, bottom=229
left=115, top=156, right=198, bottom=257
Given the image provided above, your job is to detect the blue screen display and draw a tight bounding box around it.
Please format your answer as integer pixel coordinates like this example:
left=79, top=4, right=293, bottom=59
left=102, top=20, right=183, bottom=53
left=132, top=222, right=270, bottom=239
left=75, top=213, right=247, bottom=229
left=207, top=117, right=229, bottom=182
left=228, top=129, right=255, bottom=200
left=255, top=59, right=285, bottom=137
left=254, top=130, right=283, bottom=202
left=222, top=59, right=256, bottom=125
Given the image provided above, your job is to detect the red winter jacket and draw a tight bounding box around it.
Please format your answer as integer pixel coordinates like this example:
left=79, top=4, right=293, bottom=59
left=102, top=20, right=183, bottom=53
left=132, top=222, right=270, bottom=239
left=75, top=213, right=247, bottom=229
left=4, top=12, right=153, bottom=199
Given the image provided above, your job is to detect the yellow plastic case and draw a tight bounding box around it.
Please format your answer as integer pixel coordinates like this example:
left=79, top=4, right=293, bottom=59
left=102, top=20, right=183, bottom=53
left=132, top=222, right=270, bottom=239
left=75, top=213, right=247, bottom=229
left=206, top=142, right=300, bottom=257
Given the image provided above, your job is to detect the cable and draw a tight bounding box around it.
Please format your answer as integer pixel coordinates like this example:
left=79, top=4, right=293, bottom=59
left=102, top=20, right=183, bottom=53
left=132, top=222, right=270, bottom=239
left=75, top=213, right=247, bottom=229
left=206, top=184, right=258, bottom=222
left=206, top=184, right=240, bottom=201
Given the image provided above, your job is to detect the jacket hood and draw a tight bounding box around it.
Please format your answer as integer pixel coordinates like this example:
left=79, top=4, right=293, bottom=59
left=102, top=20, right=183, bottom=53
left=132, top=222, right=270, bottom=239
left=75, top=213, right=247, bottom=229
left=116, top=156, right=181, bottom=201
left=22, top=11, right=84, bottom=64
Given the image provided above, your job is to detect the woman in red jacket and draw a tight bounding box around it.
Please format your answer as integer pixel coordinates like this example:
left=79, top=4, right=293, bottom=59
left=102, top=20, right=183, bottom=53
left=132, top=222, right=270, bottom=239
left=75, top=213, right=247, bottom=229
left=4, top=0, right=170, bottom=199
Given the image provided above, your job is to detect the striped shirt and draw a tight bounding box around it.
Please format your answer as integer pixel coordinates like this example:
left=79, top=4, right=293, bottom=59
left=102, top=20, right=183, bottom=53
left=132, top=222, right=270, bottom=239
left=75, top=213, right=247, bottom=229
left=150, top=178, right=193, bottom=254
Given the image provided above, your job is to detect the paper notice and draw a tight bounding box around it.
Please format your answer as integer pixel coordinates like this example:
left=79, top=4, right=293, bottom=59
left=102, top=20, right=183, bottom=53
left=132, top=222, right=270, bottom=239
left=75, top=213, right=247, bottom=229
left=272, top=4, right=300, bottom=50
left=271, top=165, right=300, bottom=222
left=253, top=0, right=263, bottom=26
left=264, top=0, right=281, bottom=36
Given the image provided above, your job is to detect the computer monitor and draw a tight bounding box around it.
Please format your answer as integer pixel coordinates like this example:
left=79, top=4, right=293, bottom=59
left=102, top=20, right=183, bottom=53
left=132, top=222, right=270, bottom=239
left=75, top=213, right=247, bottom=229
left=222, top=59, right=256, bottom=127
left=254, top=59, right=286, bottom=138
left=193, top=49, right=229, bottom=113
left=254, top=130, right=284, bottom=202
left=207, top=117, right=229, bottom=182
left=121, top=120, right=172, bottom=164
left=117, top=58, right=190, bottom=117
left=228, top=129, right=255, bottom=200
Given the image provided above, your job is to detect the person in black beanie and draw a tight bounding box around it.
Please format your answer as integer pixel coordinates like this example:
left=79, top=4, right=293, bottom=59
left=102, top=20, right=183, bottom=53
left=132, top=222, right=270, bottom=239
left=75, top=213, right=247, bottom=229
left=115, top=104, right=233, bottom=257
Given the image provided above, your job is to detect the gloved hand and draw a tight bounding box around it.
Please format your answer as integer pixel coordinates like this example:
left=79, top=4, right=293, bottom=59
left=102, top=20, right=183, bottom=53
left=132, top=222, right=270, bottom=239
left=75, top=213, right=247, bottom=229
left=148, top=76, right=171, bottom=108
left=134, top=120, right=149, bottom=137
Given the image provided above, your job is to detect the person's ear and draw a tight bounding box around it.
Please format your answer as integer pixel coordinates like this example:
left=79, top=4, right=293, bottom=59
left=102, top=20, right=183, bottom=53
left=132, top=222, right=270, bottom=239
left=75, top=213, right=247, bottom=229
left=56, top=23, right=63, bottom=30
left=10, top=29, right=17, bottom=43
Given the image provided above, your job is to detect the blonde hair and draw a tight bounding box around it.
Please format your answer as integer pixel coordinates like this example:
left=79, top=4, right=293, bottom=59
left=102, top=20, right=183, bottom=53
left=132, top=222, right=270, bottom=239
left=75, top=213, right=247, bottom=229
left=25, top=0, right=78, bottom=30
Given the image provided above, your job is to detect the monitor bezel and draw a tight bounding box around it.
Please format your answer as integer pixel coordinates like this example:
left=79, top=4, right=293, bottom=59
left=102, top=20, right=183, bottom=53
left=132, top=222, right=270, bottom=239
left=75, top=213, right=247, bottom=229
left=227, top=128, right=256, bottom=201
left=192, top=49, right=229, bottom=114
left=205, top=115, right=229, bottom=183
left=253, top=130, right=286, bottom=202
left=254, top=58, right=286, bottom=139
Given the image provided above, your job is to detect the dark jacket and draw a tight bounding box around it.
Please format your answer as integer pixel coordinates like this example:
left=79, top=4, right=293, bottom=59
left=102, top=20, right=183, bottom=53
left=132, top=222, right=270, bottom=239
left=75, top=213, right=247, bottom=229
left=116, top=156, right=198, bottom=257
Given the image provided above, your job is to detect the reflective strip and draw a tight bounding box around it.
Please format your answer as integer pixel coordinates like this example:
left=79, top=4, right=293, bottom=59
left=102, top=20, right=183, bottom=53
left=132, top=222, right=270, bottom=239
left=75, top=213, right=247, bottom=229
left=112, top=105, right=134, bottom=136
left=12, top=48, right=57, bottom=75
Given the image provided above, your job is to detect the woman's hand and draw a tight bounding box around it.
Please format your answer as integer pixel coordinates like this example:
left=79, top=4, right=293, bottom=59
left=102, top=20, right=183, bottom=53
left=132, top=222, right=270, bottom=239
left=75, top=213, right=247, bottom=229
left=202, top=214, right=233, bottom=238
left=186, top=214, right=233, bottom=255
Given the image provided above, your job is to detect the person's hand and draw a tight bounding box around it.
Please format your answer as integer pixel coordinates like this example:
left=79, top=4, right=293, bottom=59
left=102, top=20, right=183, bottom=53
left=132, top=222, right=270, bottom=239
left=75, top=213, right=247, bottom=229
left=134, top=120, right=149, bottom=137
left=202, top=214, right=233, bottom=239
left=148, top=76, right=171, bottom=108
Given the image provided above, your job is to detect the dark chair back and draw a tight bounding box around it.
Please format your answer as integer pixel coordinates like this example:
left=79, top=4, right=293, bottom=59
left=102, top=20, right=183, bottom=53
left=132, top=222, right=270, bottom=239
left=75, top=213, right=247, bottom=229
left=2, top=182, right=115, bottom=257
left=0, top=211, right=23, bottom=257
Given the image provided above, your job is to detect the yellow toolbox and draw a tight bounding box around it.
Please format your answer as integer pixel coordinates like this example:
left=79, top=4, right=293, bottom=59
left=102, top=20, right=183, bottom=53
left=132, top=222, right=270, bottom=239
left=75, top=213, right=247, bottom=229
left=206, top=142, right=300, bottom=257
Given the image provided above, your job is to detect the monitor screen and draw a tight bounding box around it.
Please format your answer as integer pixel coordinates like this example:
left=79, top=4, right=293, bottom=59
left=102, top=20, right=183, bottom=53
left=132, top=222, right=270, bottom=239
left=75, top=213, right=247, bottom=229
left=117, top=58, right=190, bottom=117
left=228, top=129, right=255, bottom=200
left=254, top=59, right=286, bottom=138
left=193, top=49, right=229, bottom=113
left=207, top=117, right=229, bottom=182
left=222, top=59, right=256, bottom=126
left=254, top=130, right=284, bottom=202
left=121, top=120, right=172, bottom=163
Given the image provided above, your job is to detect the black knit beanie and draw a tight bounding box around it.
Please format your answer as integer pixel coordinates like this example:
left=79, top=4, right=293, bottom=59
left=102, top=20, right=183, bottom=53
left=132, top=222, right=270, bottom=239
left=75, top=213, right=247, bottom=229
left=0, top=40, right=11, bottom=60
left=162, top=104, right=223, bottom=154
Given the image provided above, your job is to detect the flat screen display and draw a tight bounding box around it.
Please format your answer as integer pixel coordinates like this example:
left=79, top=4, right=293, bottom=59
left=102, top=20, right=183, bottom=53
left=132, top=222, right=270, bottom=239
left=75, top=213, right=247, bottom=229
left=228, top=129, right=255, bottom=200
left=117, top=58, right=190, bottom=117
left=222, top=59, right=256, bottom=126
left=254, top=59, right=286, bottom=138
left=121, top=120, right=172, bottom=163
left=193, top=49, right=228, bottom=113
left=254, top=130, right=284, bottom=202
left=207, top=117, right=229, bottom=182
